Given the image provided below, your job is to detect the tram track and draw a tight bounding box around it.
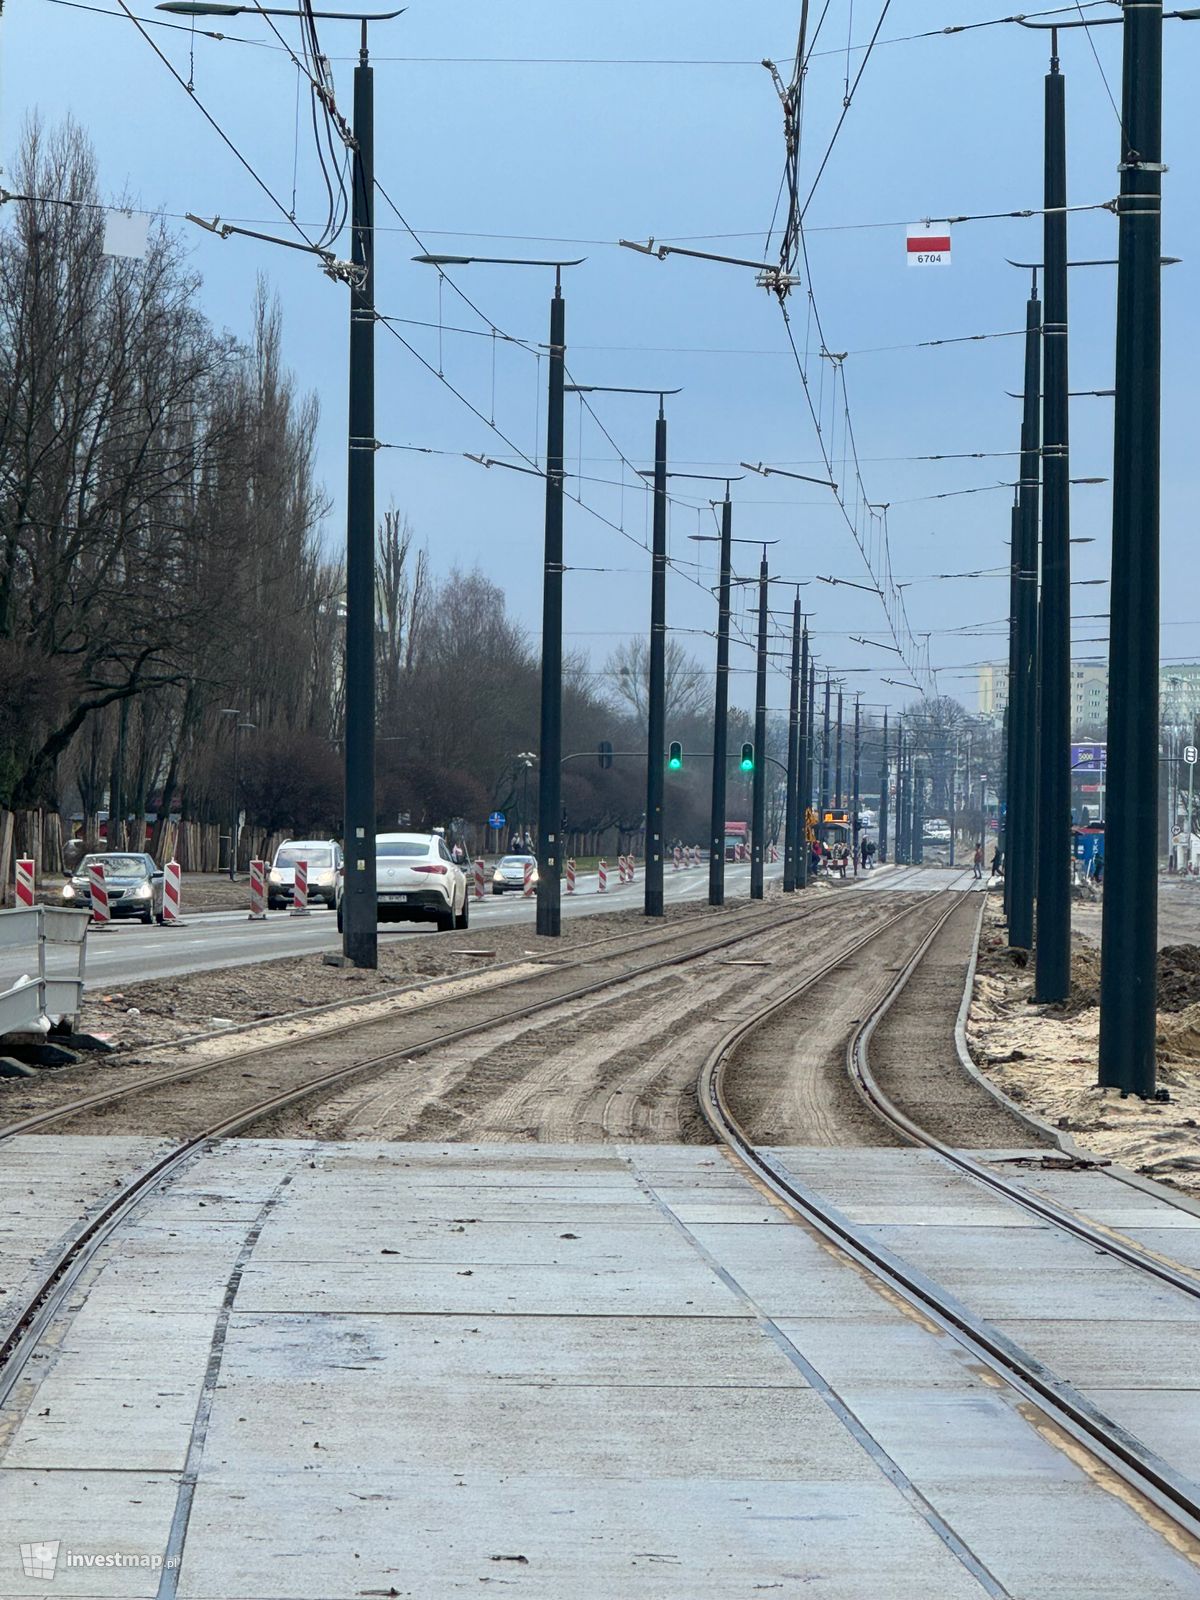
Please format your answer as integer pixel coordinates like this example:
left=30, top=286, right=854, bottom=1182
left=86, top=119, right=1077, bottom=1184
left=0, top=887, right=925, bottom=1410
left=699, top=886, right=1200, bottom=1554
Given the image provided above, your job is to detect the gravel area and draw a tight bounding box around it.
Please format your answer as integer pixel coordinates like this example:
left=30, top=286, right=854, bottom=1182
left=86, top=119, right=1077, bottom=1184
left=74, top=894, right=759, bottom=1053
left=968, top=897, right=1200, bottom=1194
left=867, top=896, right=1047, bottom=1150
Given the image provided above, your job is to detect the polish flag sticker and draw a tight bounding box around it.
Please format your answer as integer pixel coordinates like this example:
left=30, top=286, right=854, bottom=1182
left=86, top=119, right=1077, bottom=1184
left=907, top=225, right=951, bottom=267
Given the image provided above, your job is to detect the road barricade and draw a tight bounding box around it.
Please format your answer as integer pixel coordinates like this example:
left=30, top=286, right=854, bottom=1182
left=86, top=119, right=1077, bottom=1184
left=15, top=859, right=35, bottom=909
left=249, top=860, right=267, bottom=920
left=626, top=855, right=635, bottom=885
left=566, top=859, right=576, bottom=894
left=474, top=858, right=485, bottom=900
left=88, top=861, right=110, bottom=926
left=598, top=859, right=607, bottom=893
left=523, top=860, right=535, bottom=897
left=617, top=854, right=627, bottom=884
left=290, top=859, right=310, bottom=916
left=0, top=903, right=89, bottom=1036
left=162, top=861, right=183, bottom=924
left=673, top=846, right=682, bottom=871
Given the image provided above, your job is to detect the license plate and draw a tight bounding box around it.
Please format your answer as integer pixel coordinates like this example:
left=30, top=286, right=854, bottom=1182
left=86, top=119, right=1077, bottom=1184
left=379, top=892, right=408, bottom=903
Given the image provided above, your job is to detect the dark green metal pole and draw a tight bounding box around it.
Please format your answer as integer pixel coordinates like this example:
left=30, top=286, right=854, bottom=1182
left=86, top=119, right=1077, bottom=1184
left=536, top=275, right=566, bottom=937
left=750, top=555, right=768, bottom=900
left=913, top=767, right=925, bottom=865
left=708, top=492, right=732, bottom=907
left=1099, top=0, right=1163, bottom=1096
left=878, top=709, right=890, bottom=863
left=644, top=403, right=667, bottom=918
left=835, top=689, right=844, bottom=806
left=1009, top=282, right=1042, bottom=952
left=1003, top=497, right=1020, bottom=919
left=896, top=729, right=908, bottom=863
left=821, top=674, right=832, bottom=813
left=1035, top=36, right=1072, bottom=1000
left=342, top=26, right=378, bottom=968
left=852, top=697, right=862, bottom=877
left=798, top=626, right=811, bottom=887
left=783, top=593, right=802, bottom=893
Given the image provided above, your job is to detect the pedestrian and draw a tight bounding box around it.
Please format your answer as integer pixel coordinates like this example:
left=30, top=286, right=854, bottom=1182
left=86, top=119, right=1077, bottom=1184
left=973, top=842, right=984, bottom=880
left=811, top=840, right=822, bottom=877
left=991, top=846, right=1002, bottom=877
left=860, top=836, right=869, bottom=871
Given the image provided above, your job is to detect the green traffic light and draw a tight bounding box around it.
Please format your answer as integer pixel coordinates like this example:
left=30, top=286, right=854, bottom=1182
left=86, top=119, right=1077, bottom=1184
left=740, top=743, right=754, bottom=772
left=668, top=741, right=683, bottom=770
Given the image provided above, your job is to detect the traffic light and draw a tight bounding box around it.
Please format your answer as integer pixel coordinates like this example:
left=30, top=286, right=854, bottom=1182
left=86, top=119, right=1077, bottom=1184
left=598, top=740, right=613, bottom=770
left=740, top=743, right=754, bottom=772
left=668, top=741, right=683, bottom=770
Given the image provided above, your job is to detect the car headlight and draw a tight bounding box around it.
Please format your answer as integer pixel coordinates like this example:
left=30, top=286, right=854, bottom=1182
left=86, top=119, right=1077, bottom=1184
left=134, top=882, right=153, bottom=899
left=268, top=869, right=282, bottom=883
left=493, top=870, right=504, bottom=882
left=313, top=871, right=335, bottom=886
left=62, top=884, right=75, bottom=900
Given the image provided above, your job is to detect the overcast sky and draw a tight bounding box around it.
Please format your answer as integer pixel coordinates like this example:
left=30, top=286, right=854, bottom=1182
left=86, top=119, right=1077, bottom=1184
left=6, top=0, right=1198, bottom=719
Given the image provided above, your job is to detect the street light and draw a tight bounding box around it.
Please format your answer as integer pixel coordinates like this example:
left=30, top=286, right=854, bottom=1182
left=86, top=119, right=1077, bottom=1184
left=220, top=709, right=254, bottom=881
left=415, top=254, right=582, bottom=937
left=161, top=2, right=402, bottom=968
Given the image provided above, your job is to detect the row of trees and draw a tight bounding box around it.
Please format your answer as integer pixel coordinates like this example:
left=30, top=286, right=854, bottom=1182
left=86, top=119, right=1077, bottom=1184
left=4, top=122, right=1000, bottom=865
left=0, top=121, right=764, bottom=861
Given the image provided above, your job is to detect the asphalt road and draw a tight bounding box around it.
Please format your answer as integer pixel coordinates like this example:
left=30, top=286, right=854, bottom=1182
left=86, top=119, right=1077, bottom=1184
left=9, top=860, right=785, bottom=992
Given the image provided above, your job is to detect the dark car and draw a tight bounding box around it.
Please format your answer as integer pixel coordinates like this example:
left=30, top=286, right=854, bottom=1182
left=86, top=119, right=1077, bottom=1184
left=62, top=853, right=165, bottom=924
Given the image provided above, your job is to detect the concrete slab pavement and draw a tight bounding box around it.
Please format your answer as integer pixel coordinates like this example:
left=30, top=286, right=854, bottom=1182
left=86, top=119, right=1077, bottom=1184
left=3, top=1139, right=1200, bottom=1596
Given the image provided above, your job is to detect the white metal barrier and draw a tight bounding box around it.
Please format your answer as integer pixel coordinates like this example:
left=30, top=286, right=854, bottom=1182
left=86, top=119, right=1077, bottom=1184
left=0, top=904, right=90, bottom=1037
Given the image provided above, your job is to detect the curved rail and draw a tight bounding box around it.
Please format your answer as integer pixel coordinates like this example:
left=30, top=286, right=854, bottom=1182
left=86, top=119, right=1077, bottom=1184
left=699, top=890, right=1200, bottom=1550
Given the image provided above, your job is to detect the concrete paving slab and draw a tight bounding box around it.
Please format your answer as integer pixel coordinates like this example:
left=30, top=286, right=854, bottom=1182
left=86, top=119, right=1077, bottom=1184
left=1085, top=1390, right=1200, bottom=1483
left=0, top=1470, right=178, bottom=1599
left=776, top=1315, right=993, bottom=1391
left=992, top=1318, right=1200, bottom=1388
left=2, top=1372, right=204, bottom=1471
left=917, top=1480, right=1200, bottom=1597
left=219, top=1310, right=809, bottom=1388
left=235, top=1255, right=745, bottom=1317
left=176, top=1471, right=992, bottom=1600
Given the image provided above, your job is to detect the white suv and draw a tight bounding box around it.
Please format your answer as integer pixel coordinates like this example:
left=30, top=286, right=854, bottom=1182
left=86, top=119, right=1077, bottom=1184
left=336, top=833, right=469, bottom=933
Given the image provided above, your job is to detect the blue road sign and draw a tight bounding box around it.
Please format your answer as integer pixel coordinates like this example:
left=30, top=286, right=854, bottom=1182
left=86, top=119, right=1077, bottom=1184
left=488, top=812, right=506, bottom=830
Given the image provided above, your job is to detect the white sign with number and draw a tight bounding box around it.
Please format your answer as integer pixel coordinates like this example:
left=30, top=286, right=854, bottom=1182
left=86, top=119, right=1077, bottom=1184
left=906, top=225, right=951, bottom=267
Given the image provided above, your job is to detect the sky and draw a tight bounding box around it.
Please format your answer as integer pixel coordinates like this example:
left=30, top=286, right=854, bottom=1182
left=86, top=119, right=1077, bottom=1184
left=5, top=0, right=1199, bottom=721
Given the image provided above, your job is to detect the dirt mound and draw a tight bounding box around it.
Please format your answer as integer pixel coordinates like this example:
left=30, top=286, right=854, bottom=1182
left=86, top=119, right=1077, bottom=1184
left=1158, top=945, right=1200, bottom=1012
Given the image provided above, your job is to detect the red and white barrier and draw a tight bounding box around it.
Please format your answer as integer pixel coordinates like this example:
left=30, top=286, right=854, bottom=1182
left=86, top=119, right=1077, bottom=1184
left=598, top=859, right=607, bottom=893
left=162, top=860, right=182, bottom=924
left=673, top=846, right=682, bottom=871
left=474, top=858, right=485, bottom=900
left=523, top=860, right=535, bottom=897
left=736, top=842, right=747, bottom=863
left=769, top=843, right=779, bottom=864
left=290, top=858, right=310, bottom=916
left=692, top=846, right=701, bottom=868
left=249, top=859, right=267, bottom=920
left=626, top=855, right=635, bottom=885
left=567, top=858, right=576, bottom=894
left=14, top=858, right=34, bottom=908
left=619, top=854, right=629, bottom=884
left=88, top=860, right=110, bottom=925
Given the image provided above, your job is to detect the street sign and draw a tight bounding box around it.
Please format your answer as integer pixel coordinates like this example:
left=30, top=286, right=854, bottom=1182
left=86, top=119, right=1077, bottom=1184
left=906, top=224, right=951, bottom=267
left=1186, top=746, right=1198, bottom=766
left=488, top=812, right=506, bottom=830
left=1071, top=742, right=1107, bottom=774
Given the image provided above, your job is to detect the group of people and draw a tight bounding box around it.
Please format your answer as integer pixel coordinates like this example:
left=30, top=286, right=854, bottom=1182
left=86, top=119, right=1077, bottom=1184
left=972, top=843, right=1004, bottom=880
left=809, top=835, right=876, bottom=879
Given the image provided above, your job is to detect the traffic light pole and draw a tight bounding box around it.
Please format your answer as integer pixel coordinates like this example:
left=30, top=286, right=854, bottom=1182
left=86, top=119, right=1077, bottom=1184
left=644, top=402, right=668, bottom=918
left=1035, top=37, right=1072, bottom=1000
left=878, top=710, right=890, bottom=863
left=750, top=555, right=769, bottom=900
left=342, top=28, right=378, bottom=968
left=1009, top=280, right=1042, bottom=953
left=783, top=594, right=802, bottom=893
left=835, top=688, right=844, bottom=807
left=536, top=275, right=566, bottom=937
left=708, top=492, right=733, bottom=907
left=1099, top=0, right=1163, bottom=1096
